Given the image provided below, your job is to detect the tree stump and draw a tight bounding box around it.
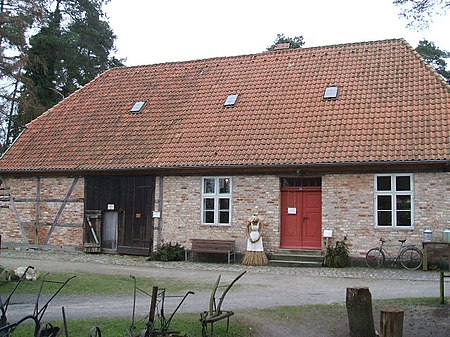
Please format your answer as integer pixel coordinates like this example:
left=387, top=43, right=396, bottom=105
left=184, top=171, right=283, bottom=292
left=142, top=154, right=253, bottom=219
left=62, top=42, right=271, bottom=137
left=380, top=308, right=404, bottom=337
left=346, top=287, right=376, bottom=337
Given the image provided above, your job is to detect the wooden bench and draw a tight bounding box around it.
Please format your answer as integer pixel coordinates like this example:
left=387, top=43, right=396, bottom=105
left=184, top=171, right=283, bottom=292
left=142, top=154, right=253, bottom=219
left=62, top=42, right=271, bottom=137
left=186, top=239, right=235, bottom=264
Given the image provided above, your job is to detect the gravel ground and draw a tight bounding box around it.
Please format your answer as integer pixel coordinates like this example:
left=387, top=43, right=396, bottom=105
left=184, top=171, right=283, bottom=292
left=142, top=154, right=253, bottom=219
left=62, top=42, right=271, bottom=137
left=1, top=248, right=448, bottom=336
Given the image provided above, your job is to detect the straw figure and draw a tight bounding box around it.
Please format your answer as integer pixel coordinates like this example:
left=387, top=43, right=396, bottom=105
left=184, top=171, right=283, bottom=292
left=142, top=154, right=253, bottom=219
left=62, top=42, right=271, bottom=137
left=242, top=214, right=268, bottom=266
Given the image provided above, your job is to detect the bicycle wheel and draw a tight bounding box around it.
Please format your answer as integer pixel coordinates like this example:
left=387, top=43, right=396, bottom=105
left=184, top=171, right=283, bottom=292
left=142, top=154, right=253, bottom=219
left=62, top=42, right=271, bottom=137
left=399, top=247, right=423, bottom=270
left=365, top=248, right=385, bottom=269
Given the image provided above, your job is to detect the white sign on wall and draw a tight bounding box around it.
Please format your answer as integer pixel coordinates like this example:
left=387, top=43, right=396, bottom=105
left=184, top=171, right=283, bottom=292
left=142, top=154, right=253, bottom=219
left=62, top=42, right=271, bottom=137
left=323, top=229, right=333, bottom=238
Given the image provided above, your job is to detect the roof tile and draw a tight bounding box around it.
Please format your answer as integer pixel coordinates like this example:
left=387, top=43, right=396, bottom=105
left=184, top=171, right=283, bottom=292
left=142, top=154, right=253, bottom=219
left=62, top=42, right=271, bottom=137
left=0, top=39, right=448, bottom=172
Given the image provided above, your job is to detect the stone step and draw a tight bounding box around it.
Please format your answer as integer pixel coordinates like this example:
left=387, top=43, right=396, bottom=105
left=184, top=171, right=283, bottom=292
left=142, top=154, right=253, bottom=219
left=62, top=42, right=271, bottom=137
left=276, top=249, right=323, bottom=256
left=269, top=249, right=324, bottom=267
left=268, top=259, right=323, bottom=268
left=270, top=254, right=323, bottom=263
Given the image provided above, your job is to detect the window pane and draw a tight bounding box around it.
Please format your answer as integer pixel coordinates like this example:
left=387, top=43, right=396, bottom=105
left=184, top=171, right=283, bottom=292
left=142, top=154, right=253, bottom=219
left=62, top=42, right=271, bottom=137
left=203, top=198, right=214, bottom=210
left=219, top=211, right=230, bottom=224
left=396, top=176, right=411, bottom=191
left=203, top=178, right=215, bottom=194
left=396, top=195, right=411, bottom=210
left=378, top=211, right=392, bottom=226
left=281, top=177, right=321, bottom=187
left=219, top=178, right=230, bottom=194
left=377, top=196, right=392, bottom=210
left=397, top=211, right=411, bottom=226
left=377, top=176, right=391, bottom=191
left=219, top=198, right=230, bottom=210
left=204, top=211, right=214, bottom=223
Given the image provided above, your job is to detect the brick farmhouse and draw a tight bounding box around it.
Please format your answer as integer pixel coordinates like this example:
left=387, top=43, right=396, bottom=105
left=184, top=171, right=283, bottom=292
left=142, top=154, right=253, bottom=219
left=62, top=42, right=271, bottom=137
left=0, top=39, right=448, bottom=261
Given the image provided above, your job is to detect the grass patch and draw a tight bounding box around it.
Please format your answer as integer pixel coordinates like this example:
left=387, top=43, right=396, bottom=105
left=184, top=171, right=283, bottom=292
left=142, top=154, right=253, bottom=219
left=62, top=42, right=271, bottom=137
left=3, top=298, right=444, bottom=337
left=9, top=314, right=255, bottom=337
left=0, top=272, right=203, bottom=296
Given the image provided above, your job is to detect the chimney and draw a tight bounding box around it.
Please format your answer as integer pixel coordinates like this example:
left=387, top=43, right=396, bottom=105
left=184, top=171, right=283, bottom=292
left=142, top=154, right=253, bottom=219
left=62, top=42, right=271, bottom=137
left=273, top=43, right=292, bottom=50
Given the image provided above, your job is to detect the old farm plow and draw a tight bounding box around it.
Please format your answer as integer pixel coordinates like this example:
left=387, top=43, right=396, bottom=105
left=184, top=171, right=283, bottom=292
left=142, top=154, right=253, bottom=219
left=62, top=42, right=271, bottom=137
left=128, top=275, right=194, bottom=337
left=0, top=266, right=75, bottom=337
left=1, top=267, right=245, bottom=337
left=200, top=271, right=246, bottom=337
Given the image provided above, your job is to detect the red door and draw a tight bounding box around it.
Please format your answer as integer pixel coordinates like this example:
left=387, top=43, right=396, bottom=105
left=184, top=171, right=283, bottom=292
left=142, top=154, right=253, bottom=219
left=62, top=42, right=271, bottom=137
left=280, top=187, right=322, bottom=249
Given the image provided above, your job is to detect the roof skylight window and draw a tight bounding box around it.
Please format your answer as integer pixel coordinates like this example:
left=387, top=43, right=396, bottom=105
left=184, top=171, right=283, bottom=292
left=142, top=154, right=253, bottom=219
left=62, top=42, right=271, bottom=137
left=224, top=94, right=239, bottom=107
left=324, top=86, right=339, bottom=99
left=130, top=101, right=146, bottom=113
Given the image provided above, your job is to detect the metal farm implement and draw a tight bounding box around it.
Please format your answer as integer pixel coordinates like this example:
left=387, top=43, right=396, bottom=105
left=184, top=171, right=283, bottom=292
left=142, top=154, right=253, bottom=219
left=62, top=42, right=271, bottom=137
left=128, top=275, right=194, bottom=337
left=200, top=271, right=246, bottom=337
left=0, top=266, right=75, bottom=337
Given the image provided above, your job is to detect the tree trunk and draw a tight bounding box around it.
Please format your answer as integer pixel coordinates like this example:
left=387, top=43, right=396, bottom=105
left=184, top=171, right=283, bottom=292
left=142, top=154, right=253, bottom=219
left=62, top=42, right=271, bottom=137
left=380, top=308, right=403, bottom=337
left=346, top=287, right=376, bottom=337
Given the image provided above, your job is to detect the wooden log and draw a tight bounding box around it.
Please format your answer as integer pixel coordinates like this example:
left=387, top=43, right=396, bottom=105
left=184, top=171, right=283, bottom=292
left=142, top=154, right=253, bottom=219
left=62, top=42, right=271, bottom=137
left=346, top=287, right=376, bottom=337
left=380, top=308, right=404, bottom=337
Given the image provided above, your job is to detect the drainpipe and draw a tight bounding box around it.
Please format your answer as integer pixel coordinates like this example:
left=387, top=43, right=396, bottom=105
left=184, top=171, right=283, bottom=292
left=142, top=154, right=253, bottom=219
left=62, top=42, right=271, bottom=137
left=155, top=176, right=163, bottom=249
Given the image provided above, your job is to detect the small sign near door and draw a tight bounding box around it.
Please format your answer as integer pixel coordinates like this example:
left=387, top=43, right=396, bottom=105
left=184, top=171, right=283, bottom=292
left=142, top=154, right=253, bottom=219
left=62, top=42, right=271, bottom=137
left=107, top=204, right=115, bottom=210
left=287, top=207, right=297, bottom=214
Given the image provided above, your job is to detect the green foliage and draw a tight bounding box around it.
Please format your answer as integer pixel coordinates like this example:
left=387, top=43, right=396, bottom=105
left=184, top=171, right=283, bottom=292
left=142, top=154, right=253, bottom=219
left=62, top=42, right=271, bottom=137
left=12, top=314, right=254, bottom=337
left=0, top=0, right=46, bottom=152
left=19, top=0, right=123, bottom=122
left=415, top=39, right=450, bottom=81
left=394, top=0, right=449, bottom=29
left=0, top=271, right=202, bottom=295
left=0, top=0, right=124, bottom=154
left=150, top=242, right=185, bottom=262
left=267, top=33, right=305, bottom=51
left=324, top=239, right=350, bottom=268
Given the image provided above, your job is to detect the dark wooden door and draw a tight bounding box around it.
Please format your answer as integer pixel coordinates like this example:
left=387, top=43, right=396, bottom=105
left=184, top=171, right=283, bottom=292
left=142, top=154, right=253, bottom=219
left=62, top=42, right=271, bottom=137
left=280, top=187, right=322, bottom=249
left=85, top=175, right=155, bottom=256
left=118, top=176, right=155, bottom=255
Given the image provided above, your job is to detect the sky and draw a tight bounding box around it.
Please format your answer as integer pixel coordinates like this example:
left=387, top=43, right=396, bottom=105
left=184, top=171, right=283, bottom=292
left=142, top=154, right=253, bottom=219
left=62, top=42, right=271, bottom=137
left=104, top=0, right=450, bottom=67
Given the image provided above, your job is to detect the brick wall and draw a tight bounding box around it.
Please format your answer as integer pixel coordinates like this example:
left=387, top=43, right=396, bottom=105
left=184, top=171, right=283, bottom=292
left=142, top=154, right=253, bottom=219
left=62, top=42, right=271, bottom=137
left=2, top=171, right=447, bottom=257
left=162, top=172, right=449, bottom=257
left=160, top=175, right=280, bottom=253
left=0, top=176, right=85, bottom=249
left=322, top=172, right=450, bottom=258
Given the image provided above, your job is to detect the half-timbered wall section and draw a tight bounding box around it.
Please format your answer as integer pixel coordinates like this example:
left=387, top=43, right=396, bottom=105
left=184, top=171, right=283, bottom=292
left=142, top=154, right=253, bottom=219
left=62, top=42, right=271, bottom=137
left=0, top=176, right=84, bottom=249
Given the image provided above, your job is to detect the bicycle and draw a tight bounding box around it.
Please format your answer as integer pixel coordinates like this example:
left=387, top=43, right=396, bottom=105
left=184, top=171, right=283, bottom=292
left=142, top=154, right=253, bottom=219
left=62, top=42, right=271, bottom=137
left=365, top=237, right=423, bottom=270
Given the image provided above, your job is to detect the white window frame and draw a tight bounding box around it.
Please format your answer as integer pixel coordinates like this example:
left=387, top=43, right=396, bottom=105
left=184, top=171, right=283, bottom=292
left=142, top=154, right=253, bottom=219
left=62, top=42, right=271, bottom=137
left=201, top=177, right=232, bottom=226
left=374, top=173, right=414, bottom=229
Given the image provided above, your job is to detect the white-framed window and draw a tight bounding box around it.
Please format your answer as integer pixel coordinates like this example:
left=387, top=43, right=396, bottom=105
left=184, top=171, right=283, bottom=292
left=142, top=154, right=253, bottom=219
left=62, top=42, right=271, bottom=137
left=374, top=174, right=414, bottom=228
left=201, top=177, right=232, bottom=225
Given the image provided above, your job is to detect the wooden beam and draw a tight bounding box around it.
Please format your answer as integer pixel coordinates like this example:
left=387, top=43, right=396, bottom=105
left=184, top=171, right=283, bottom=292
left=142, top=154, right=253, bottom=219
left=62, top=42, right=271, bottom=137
left=44, top=177, right=79, bottom=245
left=35, top=176, right=40, bottom=244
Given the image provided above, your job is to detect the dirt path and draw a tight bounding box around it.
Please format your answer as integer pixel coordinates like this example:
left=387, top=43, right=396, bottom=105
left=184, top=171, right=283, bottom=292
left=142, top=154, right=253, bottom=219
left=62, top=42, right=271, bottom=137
left=1, top=250, right=448, bottom=336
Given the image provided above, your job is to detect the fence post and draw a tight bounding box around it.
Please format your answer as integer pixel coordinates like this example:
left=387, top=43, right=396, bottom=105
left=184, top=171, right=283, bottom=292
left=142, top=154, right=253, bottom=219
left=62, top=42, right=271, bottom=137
left=440, top=271, right=445, bottom=305
left=380, top=308, right=404, bottom=337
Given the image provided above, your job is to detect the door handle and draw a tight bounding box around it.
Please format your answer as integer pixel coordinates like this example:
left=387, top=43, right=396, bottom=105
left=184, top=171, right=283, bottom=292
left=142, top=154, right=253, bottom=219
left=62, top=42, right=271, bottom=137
left=303, top=216, right=309, bottom=221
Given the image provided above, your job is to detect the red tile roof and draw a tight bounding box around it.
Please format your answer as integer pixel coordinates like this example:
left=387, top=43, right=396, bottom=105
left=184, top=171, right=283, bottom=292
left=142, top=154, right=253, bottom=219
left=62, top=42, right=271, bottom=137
left=0, top=39, right=449, bottom=173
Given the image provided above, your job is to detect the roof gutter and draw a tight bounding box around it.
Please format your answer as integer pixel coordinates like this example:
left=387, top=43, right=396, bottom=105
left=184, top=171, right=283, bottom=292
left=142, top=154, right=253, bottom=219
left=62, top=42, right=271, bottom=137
left=0, top=160, right=448, bottom=176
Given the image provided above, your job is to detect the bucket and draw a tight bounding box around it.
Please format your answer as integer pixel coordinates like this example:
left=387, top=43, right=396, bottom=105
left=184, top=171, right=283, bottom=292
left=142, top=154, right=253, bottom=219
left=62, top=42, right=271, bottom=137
left=423, top=228, right=432, bottom=242
left=443, top=229, right=450, bottom=243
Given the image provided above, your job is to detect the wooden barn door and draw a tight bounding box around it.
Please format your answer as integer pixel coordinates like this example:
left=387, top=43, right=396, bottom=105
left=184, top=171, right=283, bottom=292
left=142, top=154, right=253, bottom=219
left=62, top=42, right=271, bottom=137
left=280, top=178, right=322, bottom=250
left=118, top=176, right=155, bottom=255
left=85, top=175, right=155, bottom=256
